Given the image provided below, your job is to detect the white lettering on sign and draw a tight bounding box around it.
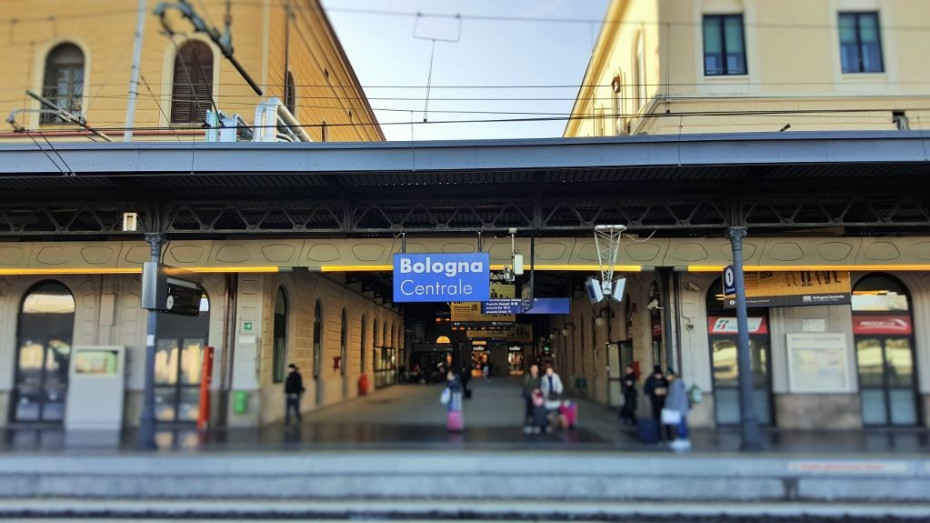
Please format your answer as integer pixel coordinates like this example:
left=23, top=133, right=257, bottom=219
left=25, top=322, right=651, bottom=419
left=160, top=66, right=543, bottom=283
left=399, top=279, right=474, bottom=297
left=399, top=256, right=485, bottom=278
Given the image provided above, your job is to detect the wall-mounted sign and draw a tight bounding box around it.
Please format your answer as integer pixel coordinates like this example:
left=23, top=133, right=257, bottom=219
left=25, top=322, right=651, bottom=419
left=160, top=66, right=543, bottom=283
left=393, top=253, right=490, bottom=302
left=707, top=316, right=768, bottom=335
left=482, top=297, right=571, bottom=315
left=786, top=332, right=850, bottom=393
left=724, top=271, right=851, bottom=308
left=852, top=315, right=912, bottom=335
left=453, top=283, right=514, bottom=321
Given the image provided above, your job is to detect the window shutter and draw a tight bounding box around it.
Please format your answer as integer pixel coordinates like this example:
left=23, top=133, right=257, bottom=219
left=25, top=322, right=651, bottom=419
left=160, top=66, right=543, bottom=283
left=171, top=41, right=214, bottom=123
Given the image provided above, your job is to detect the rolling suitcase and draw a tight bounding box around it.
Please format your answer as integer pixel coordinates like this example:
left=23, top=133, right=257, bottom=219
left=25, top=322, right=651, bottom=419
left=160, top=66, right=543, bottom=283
left=560, top=401, right=578, bottom=429
left=638, top=418, right=660, bottom=444
left=447, top=410, right=464, bottom=432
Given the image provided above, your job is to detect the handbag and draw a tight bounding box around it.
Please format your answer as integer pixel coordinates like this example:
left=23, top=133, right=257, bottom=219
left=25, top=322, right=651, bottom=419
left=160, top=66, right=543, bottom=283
left=661, top=407, right=681, bottom=425
left=440, top=388, right=451, bottom=405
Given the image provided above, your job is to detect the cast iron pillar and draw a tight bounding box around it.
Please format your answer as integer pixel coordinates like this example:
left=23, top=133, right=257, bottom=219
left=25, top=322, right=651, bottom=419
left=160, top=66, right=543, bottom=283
left=137, top=232, right=165, bottom=450
left=726, top=226, right=763, bottom=451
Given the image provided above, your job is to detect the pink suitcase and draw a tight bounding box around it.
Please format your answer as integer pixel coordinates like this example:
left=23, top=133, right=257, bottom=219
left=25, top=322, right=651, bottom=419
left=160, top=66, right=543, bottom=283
left=447, top=410, right=464, bottom=432
left=560, top=401, right=577, bottom=429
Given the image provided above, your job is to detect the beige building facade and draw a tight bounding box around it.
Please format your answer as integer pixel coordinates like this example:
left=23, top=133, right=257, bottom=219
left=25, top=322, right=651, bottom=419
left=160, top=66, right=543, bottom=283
left=566, top=0, right=930, bottom=137
left=562, top=0, right=930, bottom=430
left=0, top=0, right=382, bottom=142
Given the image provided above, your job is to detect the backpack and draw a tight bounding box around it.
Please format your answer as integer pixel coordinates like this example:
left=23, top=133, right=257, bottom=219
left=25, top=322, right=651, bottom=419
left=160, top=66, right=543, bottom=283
left=688, top=384, right=703, bottom=405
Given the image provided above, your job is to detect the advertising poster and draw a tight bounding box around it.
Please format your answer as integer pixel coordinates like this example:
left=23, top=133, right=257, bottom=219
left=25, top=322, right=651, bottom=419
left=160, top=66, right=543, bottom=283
left=724, top=271, right=851, bottom=308
left=452, top=283, right=516, bottom=323
left=786, top=332, right=850, bottom=393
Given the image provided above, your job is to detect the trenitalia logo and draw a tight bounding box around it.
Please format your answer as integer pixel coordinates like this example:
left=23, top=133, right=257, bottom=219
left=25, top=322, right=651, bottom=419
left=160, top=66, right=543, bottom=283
left=852, top=315, right=912, bottom=335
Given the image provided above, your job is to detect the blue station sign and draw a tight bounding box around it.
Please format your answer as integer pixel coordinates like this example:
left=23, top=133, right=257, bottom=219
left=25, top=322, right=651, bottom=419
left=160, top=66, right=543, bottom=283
left=393, top=253, right=490, bottom=303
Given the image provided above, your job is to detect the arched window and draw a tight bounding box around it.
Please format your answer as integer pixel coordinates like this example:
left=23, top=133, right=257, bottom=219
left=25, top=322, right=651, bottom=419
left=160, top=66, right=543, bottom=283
left=170, top=40, right=214, bottom=123
left=313, top=300, right=323, bottom=380
left=14, top=281, right=75, bottom=422
left=340, top=308, right=348, bottom=378
left=284, top=71, right=296, bottom=115
left=852, top=274, right=918, bottom=426
left=360, top=315, right=367, bottom=373
left=41, top=43, right=84, bottom=124
left=272, top=287, right=288, bottom=383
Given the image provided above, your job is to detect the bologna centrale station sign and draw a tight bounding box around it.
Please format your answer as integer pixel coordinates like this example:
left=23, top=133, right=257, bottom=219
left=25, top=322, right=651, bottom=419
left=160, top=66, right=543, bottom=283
left=393, top=253, right=490, bottom=302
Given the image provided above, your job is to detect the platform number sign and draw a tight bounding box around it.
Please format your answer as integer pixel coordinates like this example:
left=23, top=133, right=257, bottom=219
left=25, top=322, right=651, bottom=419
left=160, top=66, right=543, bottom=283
left=723, top=265, right=737, bottom=296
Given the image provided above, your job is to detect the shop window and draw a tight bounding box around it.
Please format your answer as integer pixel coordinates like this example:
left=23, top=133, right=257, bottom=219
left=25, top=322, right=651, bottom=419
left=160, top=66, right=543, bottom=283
left=703, top=14, right=747, bottom=76
left=41, top=43, right=84, bottom=124
left=170, top=40, right=214, bottom=123
left=272, top=288, right=287, bottom=383
left=839, top=12, right=883, bottom=73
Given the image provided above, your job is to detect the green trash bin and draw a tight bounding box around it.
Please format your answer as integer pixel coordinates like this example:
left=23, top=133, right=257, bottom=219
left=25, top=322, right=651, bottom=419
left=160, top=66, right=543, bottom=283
left=233, top=391, right=249, bottom=414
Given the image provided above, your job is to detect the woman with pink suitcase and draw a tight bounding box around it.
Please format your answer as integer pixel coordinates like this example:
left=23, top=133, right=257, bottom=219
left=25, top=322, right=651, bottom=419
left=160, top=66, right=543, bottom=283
left=440, top=370, right=464, bottom=432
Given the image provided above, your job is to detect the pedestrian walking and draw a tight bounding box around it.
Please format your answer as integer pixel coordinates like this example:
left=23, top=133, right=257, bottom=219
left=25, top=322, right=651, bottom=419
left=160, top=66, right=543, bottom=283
left=540, top=366, right=564, bottom=408
left=662, top=368, right=691, bottom=450
left=521, top=364, right=541, bottom=432
left=644, top=365, right=670, bottom=439
left=440, top=370, right=464, bottom=431
left=620, top=365, right=638, bottom=425
left=284, top=363, right=305, bottom=426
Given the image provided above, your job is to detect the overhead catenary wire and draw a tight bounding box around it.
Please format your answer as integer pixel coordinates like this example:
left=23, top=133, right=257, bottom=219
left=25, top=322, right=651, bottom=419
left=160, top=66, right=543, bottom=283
left=11, top=105, right=930, bottom=135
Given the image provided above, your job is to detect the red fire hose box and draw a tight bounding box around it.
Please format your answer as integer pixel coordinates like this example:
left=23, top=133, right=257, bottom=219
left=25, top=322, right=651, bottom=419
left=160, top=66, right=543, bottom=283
left=358, top=374, right=370, bottom=396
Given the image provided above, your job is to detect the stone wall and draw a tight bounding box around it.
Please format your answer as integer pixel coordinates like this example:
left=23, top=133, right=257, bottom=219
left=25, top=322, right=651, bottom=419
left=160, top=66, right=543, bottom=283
left=774, top=393, right=862, bottom=429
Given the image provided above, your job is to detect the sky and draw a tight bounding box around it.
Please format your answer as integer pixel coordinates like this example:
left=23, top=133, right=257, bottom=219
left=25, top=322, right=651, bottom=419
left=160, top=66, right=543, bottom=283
left=321, top=0, right=610, bottom=141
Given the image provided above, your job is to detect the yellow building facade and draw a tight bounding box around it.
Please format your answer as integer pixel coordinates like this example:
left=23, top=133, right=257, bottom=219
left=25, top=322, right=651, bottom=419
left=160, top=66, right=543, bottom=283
left=0, top=0, right=382, bottom=142
left=566, top=0, right=930, bottom=137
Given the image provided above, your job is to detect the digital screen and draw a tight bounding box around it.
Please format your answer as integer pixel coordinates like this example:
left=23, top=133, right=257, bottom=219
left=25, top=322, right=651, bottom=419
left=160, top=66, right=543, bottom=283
left=74, top=350, right=118, bottom=376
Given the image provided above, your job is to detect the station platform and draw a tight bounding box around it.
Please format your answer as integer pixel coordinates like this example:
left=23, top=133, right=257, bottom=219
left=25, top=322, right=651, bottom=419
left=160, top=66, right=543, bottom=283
left=2, top=377, right=929, bottom=454
left=0, top=379, right=929, bottom=520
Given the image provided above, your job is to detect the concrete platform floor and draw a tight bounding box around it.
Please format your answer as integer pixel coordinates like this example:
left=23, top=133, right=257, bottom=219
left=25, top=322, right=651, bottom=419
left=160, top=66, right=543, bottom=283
left=2, top=377, right=929, bottom=454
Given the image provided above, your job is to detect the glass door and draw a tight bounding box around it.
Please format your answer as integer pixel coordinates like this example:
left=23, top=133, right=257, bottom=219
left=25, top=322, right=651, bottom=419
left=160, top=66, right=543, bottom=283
left=710, top=336, right=773, bottom=425
left=13, top=282, right=75, bottom=423
left=154, top=337, right=205, bottom=423
left=856, top=337, right=917, bottom=426
left=155, top=297, right=209, bottom=424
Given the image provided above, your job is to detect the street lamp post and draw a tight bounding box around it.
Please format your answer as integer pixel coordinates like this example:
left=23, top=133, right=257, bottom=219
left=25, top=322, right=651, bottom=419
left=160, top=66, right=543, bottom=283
left=726, top=226, right=763, bottom=451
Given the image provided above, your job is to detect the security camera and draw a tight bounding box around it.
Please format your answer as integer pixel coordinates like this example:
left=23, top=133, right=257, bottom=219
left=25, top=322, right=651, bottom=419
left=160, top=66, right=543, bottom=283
left=646, top=298, right=661, bottom=310
left=686, top=282, right=701, bottom=292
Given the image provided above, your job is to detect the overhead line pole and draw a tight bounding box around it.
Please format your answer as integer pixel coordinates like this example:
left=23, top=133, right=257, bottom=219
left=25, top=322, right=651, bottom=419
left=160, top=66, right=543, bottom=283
left=124, top=0, right=148, bottom=142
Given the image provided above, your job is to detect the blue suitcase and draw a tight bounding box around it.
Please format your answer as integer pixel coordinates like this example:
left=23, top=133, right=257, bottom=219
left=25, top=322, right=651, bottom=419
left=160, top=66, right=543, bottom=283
left=637, top=418, right=660, bottom=444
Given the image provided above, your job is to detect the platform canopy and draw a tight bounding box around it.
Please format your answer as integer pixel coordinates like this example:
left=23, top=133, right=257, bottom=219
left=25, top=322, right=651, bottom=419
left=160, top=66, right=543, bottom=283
left=0, top=131, right=928, bottom=238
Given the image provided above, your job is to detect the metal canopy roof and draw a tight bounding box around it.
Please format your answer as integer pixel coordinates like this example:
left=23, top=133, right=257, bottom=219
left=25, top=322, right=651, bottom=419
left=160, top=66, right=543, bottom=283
left=0, top=131, right=927, bottom=238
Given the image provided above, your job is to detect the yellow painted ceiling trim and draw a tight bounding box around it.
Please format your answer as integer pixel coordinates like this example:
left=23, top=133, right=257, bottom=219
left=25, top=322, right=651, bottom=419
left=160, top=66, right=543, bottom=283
left=185, top=266, right=281, bottom=273
left=0, top=268, right=142, bottom=276
left=689, top=264, right=930, bottom=272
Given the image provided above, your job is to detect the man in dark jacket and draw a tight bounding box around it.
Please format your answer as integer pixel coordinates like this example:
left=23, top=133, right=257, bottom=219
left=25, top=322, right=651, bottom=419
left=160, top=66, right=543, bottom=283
left=284, top=363, right=305, bottom=425
left=643, top=365, right=669, bottom=437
